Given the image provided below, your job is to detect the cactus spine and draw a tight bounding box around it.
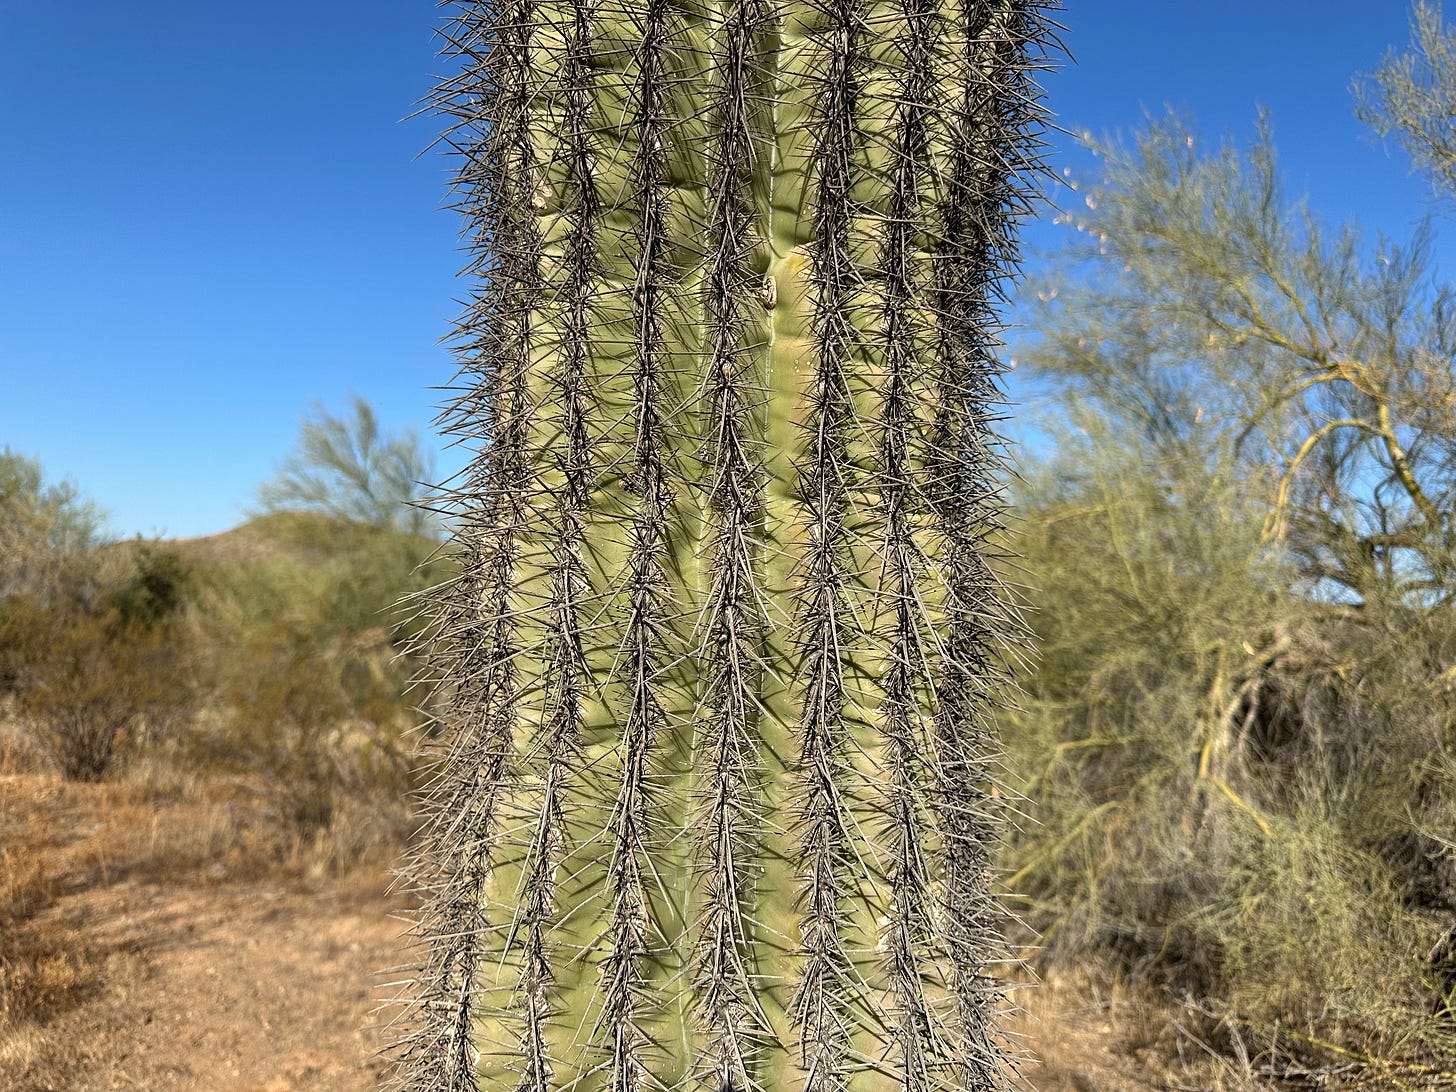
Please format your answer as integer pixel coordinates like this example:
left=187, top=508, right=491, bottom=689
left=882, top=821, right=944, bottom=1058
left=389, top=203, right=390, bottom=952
left=392, top=2, right=1051, bottom=1090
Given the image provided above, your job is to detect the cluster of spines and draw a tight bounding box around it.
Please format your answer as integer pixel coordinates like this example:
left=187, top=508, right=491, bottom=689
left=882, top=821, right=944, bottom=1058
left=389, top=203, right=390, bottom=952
left=695, top=0, right=775, bottom=1088
left=926, top=3, right=1054, bottom=1089
left=512, top=0, right=604, bottom=1084
left=598, top=0, right=678, bottom=1088
left=866, top=0, right=960, bottom=1086
left=790, top=0, right=866, bottom=1088
left=388, top=0, right=545, bottom=1089
left=390, top=1, right=1055, bottom=1089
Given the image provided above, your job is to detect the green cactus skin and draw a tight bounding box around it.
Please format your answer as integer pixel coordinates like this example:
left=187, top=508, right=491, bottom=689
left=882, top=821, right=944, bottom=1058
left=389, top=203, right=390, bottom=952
left=390, top=2, right=1052, bottom=1091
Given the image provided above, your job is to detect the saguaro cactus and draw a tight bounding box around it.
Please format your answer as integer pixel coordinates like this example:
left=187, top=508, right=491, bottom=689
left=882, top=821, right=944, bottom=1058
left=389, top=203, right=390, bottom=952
left=391, top=2, right=1051, bottom=1090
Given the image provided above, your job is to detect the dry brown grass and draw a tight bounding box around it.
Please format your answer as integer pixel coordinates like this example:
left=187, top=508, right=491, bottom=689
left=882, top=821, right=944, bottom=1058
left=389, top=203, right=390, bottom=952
left=1006, top=964, right=1292, bottom=1092
left=0, top=757, right=408, bottom=1091
left=0, top=719, right=43, bottom=778
left=0, top=769, right=100, bottom=1032
left=0, top=746, right=1248, bottom=1092
left=0, top=745, right=399, bottom=1041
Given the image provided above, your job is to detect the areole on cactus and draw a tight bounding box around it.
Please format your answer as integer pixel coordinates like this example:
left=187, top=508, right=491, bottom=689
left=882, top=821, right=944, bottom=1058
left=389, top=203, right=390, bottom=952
left=390, top=1, right=1053, bottom=1090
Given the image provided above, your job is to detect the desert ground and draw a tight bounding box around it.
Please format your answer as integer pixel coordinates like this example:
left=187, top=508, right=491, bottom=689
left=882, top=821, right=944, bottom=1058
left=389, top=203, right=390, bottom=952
left=1, top=766, right=1197, bottom=1092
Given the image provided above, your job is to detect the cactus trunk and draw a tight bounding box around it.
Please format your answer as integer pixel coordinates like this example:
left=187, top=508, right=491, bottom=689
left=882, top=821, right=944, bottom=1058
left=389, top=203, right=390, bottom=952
left=392, top=2, right=1050, bottom=1090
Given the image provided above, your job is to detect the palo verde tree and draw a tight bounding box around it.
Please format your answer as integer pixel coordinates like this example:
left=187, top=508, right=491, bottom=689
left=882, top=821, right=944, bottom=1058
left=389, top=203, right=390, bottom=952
left=257, top=395, right=439, bottom=538
left=1356, top=1, right=1456, bottom=205
left=1009, top=6, right=1456, bottom=1063
left=390, top=3, right=1053, bottom=1091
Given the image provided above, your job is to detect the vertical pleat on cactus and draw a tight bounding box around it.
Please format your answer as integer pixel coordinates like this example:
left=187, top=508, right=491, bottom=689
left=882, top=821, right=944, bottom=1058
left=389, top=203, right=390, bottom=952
left=390, top=1, right=1053, bottom=1090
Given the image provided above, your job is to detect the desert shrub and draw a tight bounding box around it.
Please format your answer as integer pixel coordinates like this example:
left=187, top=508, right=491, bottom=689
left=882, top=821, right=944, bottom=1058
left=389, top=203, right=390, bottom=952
left=1003, top=66, right=1456, bottom=1070
left=256, top=395, right=439, bottom=537
left=1191, top=801, right=1424, bottom=1034
left=0, top=456, right=196, bottom=781
left=198, top=618, right=415, bottom=842
left=0, top=545, right=196, bottom=781
left=108, top=541, right=192, bottom=629
left=1003, top=424, right=1456, bottom=1062
left=0, top=452, right=107, bottom=703
left=1004, top=428, right=1284, bottom=963
left=12, top=611, right=168, bottom=781
left=0, top=448, right=105, bottom=604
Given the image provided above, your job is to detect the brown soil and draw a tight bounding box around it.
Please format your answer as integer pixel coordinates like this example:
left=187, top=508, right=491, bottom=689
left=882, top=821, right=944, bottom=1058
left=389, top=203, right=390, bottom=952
left=0, top=771, right=401, bottom=1091
left=1, top=770, right=1185, bottom=1092
left=5, top=882, right=394, bottom=1092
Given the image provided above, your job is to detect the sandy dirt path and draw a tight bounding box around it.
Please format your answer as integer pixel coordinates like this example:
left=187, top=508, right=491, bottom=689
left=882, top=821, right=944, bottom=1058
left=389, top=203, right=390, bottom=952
left=5, top=876, right=400, bottom=1092
left=0, top=773, right=1167, bottom=1092
left=13, top=893, right=1156, bottom=1092
left=6, top=875, right=1158, bottom=1092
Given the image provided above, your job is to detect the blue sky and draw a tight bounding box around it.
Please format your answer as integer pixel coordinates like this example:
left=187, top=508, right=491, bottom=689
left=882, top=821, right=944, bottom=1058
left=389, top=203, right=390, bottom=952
left=0, top=2, right=1443, bottom=538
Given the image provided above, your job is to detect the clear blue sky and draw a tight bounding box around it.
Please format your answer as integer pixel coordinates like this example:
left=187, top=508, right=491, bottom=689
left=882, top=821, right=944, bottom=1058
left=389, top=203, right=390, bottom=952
left=0, top=2, right=1442, bottom=538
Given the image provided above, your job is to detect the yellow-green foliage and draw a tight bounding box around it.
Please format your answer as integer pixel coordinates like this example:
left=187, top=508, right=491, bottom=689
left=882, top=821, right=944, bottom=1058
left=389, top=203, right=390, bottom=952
left=190, top=510, right=440, bottom=637
left=1003, top=424, right=1456, bottom=1063
left=1197, top=803, right=1420, bottom=1033
left=179, top=512, right=440, bottom=840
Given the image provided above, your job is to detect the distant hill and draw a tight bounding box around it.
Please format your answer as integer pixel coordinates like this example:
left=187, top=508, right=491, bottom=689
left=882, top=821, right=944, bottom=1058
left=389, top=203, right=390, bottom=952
left=160, top=511, right=445, bottom=570
left=93, top=511, right=449, bottom=644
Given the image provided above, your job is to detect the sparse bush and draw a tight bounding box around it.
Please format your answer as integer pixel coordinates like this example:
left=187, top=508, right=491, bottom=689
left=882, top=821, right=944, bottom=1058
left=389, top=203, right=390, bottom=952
left=1003, top=424, right=1456, bottom=1064
left=1, top=545, right=196, bottom=782
left=203, top=620, right=414, bottom=842
left=1193, top=801, right=1423, bottom=1036
left=0, top=451, right=108, bottom=703
left=0, top=448, right=105, bottom=604
left=0, top=457, right=194, bottom=782
left=5, top=606, right=187, bottom=782
left=1008, top=47, right=1456, bottom=1070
